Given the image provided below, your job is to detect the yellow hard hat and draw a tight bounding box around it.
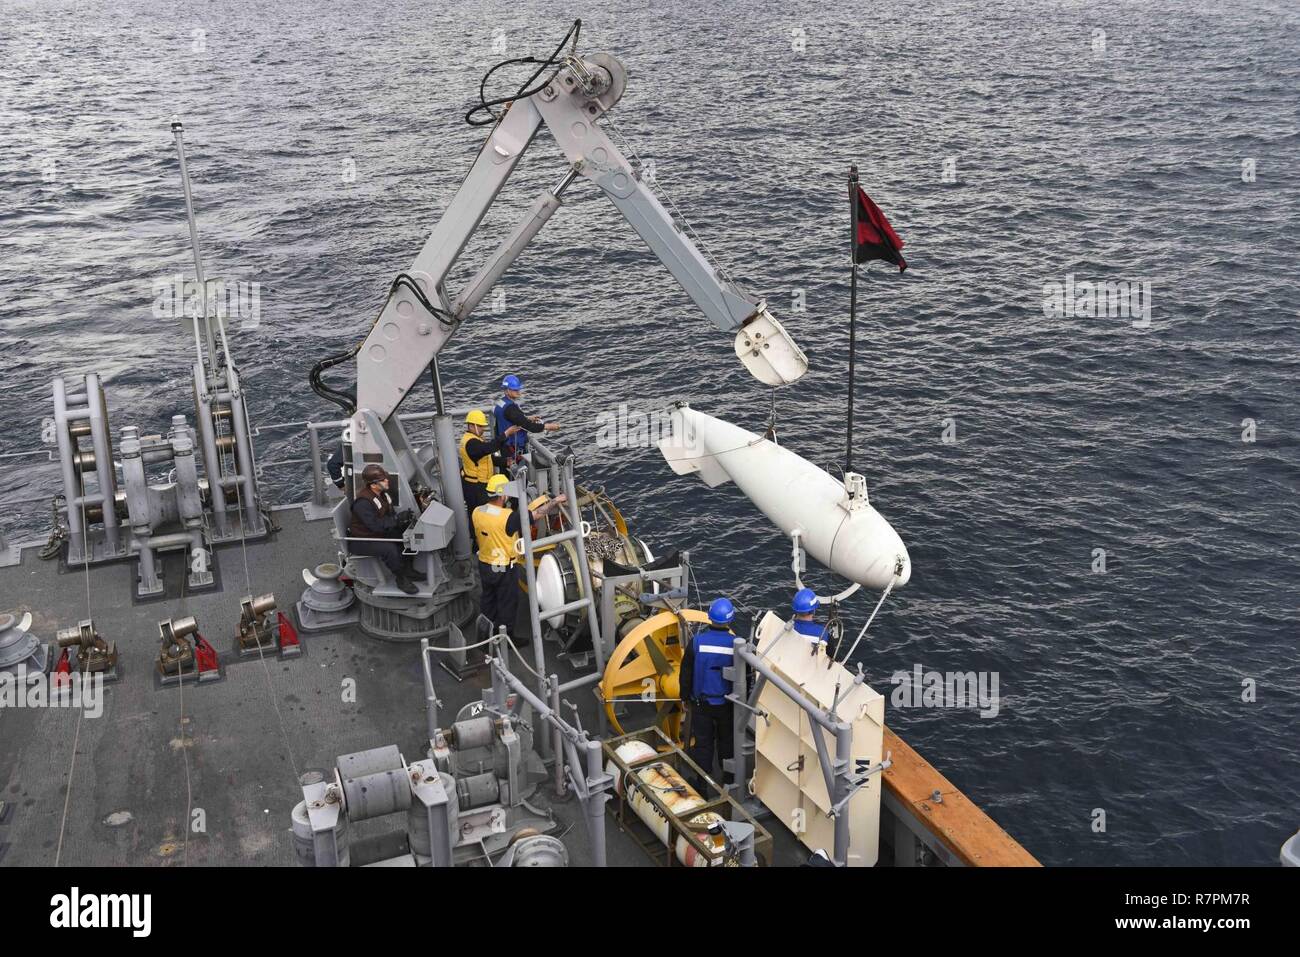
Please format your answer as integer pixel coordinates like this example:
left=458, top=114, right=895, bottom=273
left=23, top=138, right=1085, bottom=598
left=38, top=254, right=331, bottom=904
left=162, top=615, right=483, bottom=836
left=465, top=409, right=488, bottom=427
left=486, top=474, right=509, bottom=495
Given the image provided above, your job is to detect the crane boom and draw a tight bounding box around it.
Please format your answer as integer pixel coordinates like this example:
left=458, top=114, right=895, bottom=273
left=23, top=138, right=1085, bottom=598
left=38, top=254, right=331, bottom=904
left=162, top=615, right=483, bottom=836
left=350, top=49, right=807, bottom=462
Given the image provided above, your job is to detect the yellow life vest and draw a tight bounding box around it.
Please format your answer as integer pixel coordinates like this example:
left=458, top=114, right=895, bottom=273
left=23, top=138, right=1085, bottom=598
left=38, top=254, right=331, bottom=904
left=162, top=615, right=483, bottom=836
left=460, top=432, right=494, bottom=484
left=473, top=503, right=518, bottom=568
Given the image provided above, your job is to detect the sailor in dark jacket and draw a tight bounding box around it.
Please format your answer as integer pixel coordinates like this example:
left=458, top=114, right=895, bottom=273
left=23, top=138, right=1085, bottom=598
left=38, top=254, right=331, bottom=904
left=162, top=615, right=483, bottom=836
left=680, top=597, right=739, bottom=789
left=347, top=464, right=417, bottom=594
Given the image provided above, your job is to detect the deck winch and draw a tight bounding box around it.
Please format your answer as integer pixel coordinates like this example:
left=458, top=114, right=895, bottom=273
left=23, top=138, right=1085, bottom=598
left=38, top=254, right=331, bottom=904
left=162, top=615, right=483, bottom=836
left=235, top=593, right=277, bottom=654
left=156, top=616, right=197, bottom=678
left=36, top=123, right=270, bottom=600
left=532, top=488, right=656, bottom=648
left=292, top=724, right=560, bottom=868
left=55, top=619, right=117, bottom=677
left=429, top=697, right=552, bottom=852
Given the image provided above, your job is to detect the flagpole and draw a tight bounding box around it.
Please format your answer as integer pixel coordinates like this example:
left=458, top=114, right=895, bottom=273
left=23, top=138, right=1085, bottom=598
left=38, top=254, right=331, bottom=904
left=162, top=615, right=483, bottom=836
left=846, top=165, right=860, bottom=476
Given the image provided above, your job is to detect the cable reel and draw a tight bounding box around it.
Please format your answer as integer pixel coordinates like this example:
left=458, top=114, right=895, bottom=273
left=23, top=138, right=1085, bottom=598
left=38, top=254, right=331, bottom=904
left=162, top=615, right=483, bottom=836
left=600, top=608, right=709, bottom=748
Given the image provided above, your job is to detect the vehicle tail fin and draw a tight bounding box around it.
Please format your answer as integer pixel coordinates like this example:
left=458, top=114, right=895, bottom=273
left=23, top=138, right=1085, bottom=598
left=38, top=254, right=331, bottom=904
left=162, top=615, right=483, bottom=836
left=657, top=435, right=732, bottom=488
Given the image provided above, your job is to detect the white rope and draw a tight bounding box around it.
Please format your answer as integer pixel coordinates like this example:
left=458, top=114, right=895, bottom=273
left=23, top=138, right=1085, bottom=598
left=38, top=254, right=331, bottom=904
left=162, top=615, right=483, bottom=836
left=54, top=460, right=96, bottom=866
left=503, top=631, right=544, bottom=681
left=425, top=633, right=501, bottom=653
left=665, top=435, right=767, bottom=464
left=176, top=543, right=193, bottom=866
left=225, top=405, right=303, bottom=784
left=837, top=576, right=898, bottom=666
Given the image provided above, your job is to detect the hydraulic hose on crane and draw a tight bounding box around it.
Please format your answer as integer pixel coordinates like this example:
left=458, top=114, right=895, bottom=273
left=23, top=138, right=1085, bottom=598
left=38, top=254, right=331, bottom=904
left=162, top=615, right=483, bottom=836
left=466, top=19, right=583, bottom=127
left=308, top=273, right=458, bottom=415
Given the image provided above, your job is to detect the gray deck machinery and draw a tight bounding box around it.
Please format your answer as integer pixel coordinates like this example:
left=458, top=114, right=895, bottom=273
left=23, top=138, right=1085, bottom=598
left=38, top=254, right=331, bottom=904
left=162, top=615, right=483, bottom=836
left=39, top=123, right=268, bottom=599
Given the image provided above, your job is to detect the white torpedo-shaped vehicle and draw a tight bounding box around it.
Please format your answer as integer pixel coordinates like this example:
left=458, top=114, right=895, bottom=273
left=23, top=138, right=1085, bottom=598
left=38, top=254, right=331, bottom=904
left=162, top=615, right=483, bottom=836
left=657, top=405, right=911, bottom=590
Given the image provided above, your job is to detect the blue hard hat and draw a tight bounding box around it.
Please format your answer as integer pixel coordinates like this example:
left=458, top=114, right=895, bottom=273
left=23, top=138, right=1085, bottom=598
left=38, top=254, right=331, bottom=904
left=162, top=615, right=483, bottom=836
left=501, top=374, right=523, bottom=391
left=792, top=588, right=819, bottom=615
left=708, top=597, right=735, bottom=625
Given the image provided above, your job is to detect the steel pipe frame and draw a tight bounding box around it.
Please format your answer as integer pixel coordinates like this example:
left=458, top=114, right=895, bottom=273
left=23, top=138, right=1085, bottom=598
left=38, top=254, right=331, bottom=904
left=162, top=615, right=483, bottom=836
left=221, top=369, right=266, bottom=535
left=560, top=456, right=606, bottom=677
left=488, top=654, right=610, bottom=867
left=51, top=378, right=86, bottom=557
left=511, top=467, right=552, bottom=758
left=593, top=562, right=688, bottom=736
left=53, top=376, right=122, bottom=563
left=193, top=364, right=229, bottom=536
left=84, top=373, right=120, bottom=553
left=524, top=436, right=563, bottom=498
left=419, top=638, right=441, bottom=743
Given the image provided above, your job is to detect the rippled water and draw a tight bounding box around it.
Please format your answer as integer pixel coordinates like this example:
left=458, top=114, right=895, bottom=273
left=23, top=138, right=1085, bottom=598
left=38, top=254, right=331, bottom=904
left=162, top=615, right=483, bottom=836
left=2, top=0, right=1298, bottom=865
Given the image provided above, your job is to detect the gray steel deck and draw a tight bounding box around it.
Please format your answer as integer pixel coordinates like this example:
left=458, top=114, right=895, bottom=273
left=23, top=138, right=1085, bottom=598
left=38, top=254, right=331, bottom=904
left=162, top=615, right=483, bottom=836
left=0, top=505, right=807, bottom=867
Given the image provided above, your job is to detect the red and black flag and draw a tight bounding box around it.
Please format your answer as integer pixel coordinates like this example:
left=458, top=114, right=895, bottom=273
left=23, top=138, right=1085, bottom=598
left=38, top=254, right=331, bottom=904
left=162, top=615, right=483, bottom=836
left=852, top=184, right=907, bottom=272
left=843, top=168, right=907, bottom=475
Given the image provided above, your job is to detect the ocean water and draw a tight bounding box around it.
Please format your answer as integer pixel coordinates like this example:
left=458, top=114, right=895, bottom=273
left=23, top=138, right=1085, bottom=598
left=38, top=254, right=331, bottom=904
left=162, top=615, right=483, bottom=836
left=1, top=0, right=1298, bottom=865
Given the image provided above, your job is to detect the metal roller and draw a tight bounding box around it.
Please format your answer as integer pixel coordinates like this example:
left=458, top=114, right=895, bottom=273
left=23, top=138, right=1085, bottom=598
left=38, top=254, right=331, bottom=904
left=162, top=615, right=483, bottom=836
left=170, top=616, right=198, bottom=638
left=341, top=768, right=411, bottom=820
left=455, top=771, right=500, bottom=810
left=450, top=716, right=495, bottom=751
left=336, top=745, right=403, bottom=779
left=406, top=771, right=457, bottom=866
left=535, top=533, right=652, bottom=633
left=336, top=746, right=411, bottom=821
left=291, top=798, right=350, bottom=867
left=506, top=832, right=569, bottom=867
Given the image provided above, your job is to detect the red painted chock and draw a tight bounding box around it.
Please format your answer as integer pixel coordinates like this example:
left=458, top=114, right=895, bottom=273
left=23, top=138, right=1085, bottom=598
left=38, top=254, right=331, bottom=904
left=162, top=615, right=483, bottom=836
left=194, top=635, right=220, bottom=673
left=277, top=611, right=299, bottom=650
left=53, top=648, right=72, bottom=687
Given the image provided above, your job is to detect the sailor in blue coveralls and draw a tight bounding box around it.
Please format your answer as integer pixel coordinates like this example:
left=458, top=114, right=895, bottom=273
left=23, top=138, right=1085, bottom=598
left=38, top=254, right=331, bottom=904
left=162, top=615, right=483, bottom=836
left=680, top=597, right=738, bottom=789
left=791, top=588, right=829, bottom=652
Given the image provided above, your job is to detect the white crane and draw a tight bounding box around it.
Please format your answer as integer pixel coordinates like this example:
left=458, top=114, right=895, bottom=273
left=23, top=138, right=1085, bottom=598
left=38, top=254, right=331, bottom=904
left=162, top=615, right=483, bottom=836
left=335, top=41, right=807, bottom=498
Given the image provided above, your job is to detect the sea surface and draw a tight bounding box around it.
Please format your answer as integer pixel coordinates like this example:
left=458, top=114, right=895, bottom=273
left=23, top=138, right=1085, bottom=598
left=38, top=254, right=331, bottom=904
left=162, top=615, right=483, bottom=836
left=1, top=0, right=1298, bottom=866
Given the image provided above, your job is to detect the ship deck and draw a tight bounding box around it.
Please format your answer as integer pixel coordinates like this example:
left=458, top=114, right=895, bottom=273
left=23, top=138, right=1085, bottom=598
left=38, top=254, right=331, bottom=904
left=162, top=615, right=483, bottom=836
left=1, top=504, right=1040, bottom=868
left=0, top=505, right=818, bottom=867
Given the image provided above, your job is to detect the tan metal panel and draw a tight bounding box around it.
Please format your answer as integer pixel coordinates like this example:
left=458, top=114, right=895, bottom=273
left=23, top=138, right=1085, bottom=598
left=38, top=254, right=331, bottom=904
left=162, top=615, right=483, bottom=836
left=751, top=612, right=884, bottom=865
